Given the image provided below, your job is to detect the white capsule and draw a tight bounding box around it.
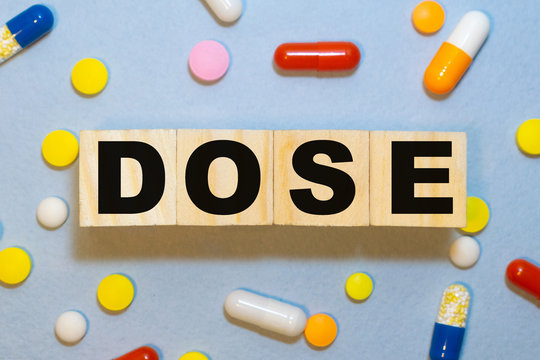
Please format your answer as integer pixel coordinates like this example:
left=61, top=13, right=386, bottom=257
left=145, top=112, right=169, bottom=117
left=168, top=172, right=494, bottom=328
left=446, top=11, right=490, bottom=59
left=203, top=0, right=243, bottom=23
left=224, top=289, right=307, bottom=337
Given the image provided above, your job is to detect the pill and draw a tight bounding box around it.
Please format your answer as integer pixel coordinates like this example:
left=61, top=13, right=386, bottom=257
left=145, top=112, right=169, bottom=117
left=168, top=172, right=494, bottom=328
left=449, top=236, right=480, bottom=268
left=189, top=40, right=230, bottom=82
left=506, top=258, right=540, bottom=300
left=203, top=0, right=243, bottom=23
left=412, top=1, right=445, bottom=34
left=54, top=310, right=88, bottom=344
left=224, top=289, right=307, bottom=337
left=113, top=346, right=160, bottom=360
left=97, top=274, right=135, bottom=312
left=304, top=313, right=338, bottom=348
left=0, top=5, right=54, bottom=64
left=274, top=42, right=360, bottom=72
left=429, top=283, right=470, bottom=360
left=345, top=272, right=374, bottom=301
left=42, top=130, right=79, bottom=167
left=0, top=247, right=32, bottom=285
left=71, top=58, right=108, bottom=95
left=179, top=351, right=209, bottom=360
left=37, top=197, right=69, bottom=229
left=461, top=196, right=489, bottom=234
left=424, top=11, right=490, bottom=94
left=516, top=119, right=540, bottom=155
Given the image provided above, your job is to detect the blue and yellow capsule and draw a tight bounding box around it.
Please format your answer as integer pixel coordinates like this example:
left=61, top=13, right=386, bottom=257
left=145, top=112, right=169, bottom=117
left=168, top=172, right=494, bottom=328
left=429, top=283, right=471, bottom=360
left=1, top=4, right=54, bottom=64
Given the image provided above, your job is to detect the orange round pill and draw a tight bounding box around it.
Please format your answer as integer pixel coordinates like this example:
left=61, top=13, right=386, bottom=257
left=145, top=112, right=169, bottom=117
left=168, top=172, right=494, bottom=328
left=412, top=1, right=445, bottom=34
left=304, top=313, right=338, bottom=348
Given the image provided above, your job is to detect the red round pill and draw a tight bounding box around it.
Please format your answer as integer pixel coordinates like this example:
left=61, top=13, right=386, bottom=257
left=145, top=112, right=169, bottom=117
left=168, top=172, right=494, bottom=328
left=506, top=258, right=540, bottom=300
left=274, top=42, right=360, bottom=72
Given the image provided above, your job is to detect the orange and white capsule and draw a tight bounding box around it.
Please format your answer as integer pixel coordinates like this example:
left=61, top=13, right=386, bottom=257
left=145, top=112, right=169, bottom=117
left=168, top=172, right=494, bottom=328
left=424, top=11, right=490, bottom=94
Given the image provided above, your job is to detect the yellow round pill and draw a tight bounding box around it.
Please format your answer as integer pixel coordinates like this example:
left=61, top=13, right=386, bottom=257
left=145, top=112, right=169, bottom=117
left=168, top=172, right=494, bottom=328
left=461, top=196, right=490, bottom=234
left=71, top=58, right=108, bottom=95
left=0, top=247, right=32, bottom=285
left=516, top=119, right=540, bottom=155
left=97, top=274, right=135, bottom=312
left=42, top=130, right=79, bottom=167
left=304, top=313, right=338, bottom=348
left=179, top=351, right=209, bottom=360
left=412, top=1, right=445, bottom=34
left=345, top=272, right=374, bottom=301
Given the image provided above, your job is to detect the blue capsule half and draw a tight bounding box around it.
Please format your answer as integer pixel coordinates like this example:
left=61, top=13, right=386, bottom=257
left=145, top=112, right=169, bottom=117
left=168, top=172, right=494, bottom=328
left=6, top=4, right=54, bottom=48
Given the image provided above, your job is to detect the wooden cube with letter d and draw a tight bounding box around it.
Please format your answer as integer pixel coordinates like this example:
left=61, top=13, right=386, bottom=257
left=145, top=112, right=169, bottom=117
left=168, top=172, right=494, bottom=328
left=79, top=129, right=177, bottom=226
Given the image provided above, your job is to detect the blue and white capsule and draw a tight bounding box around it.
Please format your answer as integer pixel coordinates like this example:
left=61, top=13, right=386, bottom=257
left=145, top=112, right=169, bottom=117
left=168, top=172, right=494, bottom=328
left=1, top=4, right=54, bottom=64
left=429, top=283, right=471, bottom=360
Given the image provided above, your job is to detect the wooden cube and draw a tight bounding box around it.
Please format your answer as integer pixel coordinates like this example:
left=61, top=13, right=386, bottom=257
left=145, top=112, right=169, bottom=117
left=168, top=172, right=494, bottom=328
left=369, top=131, right=466, bottom=227
left=79, top=129, right=177, bottom=226
left=176, top=129, right=273, bottom=225
left=274, top=130, right=370, bottom=226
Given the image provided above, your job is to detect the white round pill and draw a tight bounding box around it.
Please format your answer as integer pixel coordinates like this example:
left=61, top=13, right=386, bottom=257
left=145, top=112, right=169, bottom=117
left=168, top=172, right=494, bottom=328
left=37, top=197, right=68, bottom=229
left=54, top=310, right=88, bottom=344
left=449, top=236, right=480, bottom=268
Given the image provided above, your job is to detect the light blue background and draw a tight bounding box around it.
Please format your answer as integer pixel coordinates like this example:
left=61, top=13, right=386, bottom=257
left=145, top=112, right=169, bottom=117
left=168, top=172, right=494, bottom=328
left=0, top=1, right=539, bottom=359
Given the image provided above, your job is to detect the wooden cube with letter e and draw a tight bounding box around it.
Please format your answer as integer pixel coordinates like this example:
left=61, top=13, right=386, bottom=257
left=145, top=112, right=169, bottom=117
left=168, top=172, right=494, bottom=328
left=369, top=131, right=466, bottom=227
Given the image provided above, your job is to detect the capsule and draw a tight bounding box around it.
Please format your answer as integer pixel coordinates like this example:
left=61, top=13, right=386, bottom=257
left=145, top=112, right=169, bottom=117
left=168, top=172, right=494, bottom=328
left=113, top=346, right=160, bottom=360
left=506, top=258, right=540, bottom=300
left=429, top=283, right=470, bottom=360
left=224, top=289, right=307, bottom=337
left=274, top=42, right=360, bottom=72
left=0, top=4, right=54, bottom=64
left=424, top=11, right=490, bottom=94
left=203, top=0, right=243, bottom=23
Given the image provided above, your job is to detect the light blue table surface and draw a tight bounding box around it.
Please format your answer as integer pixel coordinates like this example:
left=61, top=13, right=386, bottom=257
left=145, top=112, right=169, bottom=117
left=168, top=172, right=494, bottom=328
left=1, top=1, right=539, bottom=359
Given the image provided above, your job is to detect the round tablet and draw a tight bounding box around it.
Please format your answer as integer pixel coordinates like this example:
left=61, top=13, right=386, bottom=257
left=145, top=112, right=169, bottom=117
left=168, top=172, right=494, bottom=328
left=516, top=119, right=540, bottom=155
left=71, top=58, right=108, bottom=95
left=55, top=310, right=88, bottom=344
left=97, top=274, right=135, bottom=312
left=412, top=1, right=445, bottom=34
left=461, top=196, right=489, bottom=234
left=345, top=272, right=374, bottom=301
left=37, top=197, right=68, bottom=229
left=304, top=313, right=338, bottom=348
left=179, top=351, right=210, bottom=360
left=449, top=236, right=480, bottom=268
left=0, top=247, right=32, bottom=285
left=42, top=130, right=79, bottom=167
left=189, top=40, right=230, bottom=82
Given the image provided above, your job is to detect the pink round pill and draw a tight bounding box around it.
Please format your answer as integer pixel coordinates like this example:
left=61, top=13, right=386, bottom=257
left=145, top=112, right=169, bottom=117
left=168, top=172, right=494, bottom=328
left=189, top=40, right=230, bottom=82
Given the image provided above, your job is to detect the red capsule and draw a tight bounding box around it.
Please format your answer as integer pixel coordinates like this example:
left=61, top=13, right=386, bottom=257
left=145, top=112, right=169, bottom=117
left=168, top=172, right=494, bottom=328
left=274, top=42, right=360, bottom=72
left=506, top=258, right=540, bottom=300
left=113, top=346, right=160, bottom=360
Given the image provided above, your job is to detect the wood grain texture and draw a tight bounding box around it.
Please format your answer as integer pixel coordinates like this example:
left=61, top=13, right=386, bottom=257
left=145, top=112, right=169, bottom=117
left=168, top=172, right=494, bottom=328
left=369, top=131, right=466, bottom=227
left=176, top=129, right=273, bottom=225
left=274, top=130, right=370, bottom=226
left=79, top=129, right=177, bottom=226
